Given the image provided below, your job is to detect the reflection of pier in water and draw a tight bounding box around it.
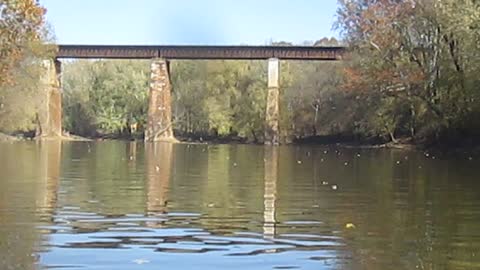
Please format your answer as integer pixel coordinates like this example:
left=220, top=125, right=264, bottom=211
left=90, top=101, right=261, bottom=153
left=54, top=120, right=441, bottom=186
left=145, top=143, right=173, bottom=227
left=35, top=142, right=62, bottom=266
left=263, top=146, right=278, bottom=239
left=37, top=142, right=62, bottom=215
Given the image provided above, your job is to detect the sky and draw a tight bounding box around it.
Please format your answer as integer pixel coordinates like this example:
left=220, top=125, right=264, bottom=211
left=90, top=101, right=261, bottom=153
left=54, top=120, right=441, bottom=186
left=39, top=0, right=340, bottom=46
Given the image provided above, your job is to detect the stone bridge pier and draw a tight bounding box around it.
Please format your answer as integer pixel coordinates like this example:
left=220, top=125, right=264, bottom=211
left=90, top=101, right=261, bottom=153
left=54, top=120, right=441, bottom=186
left=145, top=59, right=176, bottom=142
left=37, top=59, right=62, bottom=138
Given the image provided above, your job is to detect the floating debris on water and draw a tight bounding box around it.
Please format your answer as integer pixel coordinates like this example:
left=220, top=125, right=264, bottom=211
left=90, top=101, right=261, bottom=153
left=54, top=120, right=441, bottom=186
left=345, top=223, right=356, bottom=229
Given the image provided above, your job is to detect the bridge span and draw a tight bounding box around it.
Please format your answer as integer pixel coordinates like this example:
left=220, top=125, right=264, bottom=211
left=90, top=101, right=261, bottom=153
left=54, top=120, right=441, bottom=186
left=56, top=45, right=345, bottom=60
left=39, top=45, right=346, bottom=144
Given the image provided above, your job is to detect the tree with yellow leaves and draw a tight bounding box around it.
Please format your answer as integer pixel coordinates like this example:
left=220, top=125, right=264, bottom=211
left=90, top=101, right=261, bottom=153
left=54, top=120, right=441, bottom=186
left=0, top=0, right=55, bottom=133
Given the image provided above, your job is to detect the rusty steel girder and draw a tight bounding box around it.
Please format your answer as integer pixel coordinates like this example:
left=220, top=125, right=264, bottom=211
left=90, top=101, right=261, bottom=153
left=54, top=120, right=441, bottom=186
left=56, top=45, right=346, bottom=60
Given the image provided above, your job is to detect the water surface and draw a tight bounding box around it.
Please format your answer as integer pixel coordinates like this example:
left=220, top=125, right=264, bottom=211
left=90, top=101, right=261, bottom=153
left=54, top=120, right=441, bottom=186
left=0, top=141, right=479, bottom=270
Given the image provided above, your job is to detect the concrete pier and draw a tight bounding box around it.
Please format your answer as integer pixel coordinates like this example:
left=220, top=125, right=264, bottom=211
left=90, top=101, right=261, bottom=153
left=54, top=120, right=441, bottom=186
left=265, top=58, right=280, bottom=145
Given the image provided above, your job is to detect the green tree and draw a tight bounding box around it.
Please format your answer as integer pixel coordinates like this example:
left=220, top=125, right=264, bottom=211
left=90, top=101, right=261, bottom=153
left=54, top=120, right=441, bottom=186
left=63, top=60, right=150, bottom=137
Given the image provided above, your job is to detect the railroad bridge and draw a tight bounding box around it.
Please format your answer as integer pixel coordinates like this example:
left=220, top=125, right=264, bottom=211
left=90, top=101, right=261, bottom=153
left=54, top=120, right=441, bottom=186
left=41, top=45, right=345, bottom=144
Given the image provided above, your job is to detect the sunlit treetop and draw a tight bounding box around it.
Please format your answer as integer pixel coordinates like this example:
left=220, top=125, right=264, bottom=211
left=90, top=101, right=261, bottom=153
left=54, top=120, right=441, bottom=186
left=0, top=0, right=47, bottom=85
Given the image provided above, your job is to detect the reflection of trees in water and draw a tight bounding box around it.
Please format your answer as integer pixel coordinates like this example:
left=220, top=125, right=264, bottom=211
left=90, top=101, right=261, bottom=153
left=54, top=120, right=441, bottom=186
left=0, top=142, right=61, bottom=270
left=145, top=142, right=173, bottom=221
left=81, top=142, right=146, bottom=215
left=263, top=146, right=278, bottom=239
left=204, top=146, right=232, bottom=215
left=127, top=141, right=137, bottom=163
left=328, top=150, right=480, bottom=270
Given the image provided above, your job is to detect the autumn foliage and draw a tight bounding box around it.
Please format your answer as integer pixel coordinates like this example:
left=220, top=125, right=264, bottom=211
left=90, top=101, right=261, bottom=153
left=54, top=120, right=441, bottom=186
left=0, top=0, right=56, bottom=132
left=336, top=0, right=480, bottom=143
left=0, top=0, right=46, bottom=86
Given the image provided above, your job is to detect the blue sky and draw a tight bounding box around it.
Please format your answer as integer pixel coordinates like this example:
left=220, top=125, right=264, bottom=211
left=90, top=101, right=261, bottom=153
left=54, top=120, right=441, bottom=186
left=39, top=0, right=340, bottom=45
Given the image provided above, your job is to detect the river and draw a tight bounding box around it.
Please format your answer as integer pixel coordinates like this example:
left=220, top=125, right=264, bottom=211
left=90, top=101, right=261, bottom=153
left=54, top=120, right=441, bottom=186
left=0, top=141, right=479, bottom=270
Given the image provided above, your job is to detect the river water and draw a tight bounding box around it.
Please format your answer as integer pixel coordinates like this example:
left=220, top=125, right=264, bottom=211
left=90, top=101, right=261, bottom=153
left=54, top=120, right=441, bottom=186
left=0, top=141, right=479, bottom=270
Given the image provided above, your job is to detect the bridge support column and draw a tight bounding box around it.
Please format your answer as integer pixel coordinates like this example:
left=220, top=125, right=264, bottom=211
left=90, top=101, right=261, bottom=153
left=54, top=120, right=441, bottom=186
left=37, top=59, right=62, bottom=139
left=145, top=59, right=176, bottom=142
left=265, top=58, right=280, bottom=145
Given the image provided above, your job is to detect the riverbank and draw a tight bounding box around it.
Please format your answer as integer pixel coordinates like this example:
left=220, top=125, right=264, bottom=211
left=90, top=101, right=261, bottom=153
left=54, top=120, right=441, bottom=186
left=0, top=132, right=91, bottom=142
left=295, top=134, right=480, bottom=155
left=0, top=133, right=21, bottom=141
left=175, top=134, right=480, bottom=155
left=3, top=131, right=479, bottom=155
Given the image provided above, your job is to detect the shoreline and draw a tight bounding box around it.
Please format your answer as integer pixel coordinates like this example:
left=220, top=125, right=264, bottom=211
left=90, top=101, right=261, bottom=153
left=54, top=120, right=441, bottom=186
left=2, top=132, right=479, bottom=154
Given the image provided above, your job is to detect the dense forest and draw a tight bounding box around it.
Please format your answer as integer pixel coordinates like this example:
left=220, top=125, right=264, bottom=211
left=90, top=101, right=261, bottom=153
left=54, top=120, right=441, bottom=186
left=1, top=0, right=479, bottom=146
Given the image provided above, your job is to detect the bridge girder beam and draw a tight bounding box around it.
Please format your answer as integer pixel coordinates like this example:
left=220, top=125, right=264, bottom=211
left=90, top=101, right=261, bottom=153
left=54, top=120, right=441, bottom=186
left=56, top=45, right=345, bottom=60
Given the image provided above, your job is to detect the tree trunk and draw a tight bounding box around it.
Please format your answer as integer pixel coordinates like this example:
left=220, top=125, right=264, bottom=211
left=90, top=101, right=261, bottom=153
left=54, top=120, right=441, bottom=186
left=251, top=128, right=258, bottom=143
left=389, top=131, right=398, bottom=144
left=313, top=104, right=319, bottom=136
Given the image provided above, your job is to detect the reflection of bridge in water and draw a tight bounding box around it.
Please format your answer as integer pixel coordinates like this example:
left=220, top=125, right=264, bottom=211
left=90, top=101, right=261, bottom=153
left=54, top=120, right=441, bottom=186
left=21, top=141, right=281, bottom=261
left=3, top=141, right=474, bottom=268
left=143, top=143, right=279, bottom=239
left=39, top=45, right=345, bottom=144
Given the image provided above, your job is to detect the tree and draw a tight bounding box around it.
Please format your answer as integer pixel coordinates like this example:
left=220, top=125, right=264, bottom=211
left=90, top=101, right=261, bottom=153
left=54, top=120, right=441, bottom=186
left=171, top=60, right=268, bottom=141
left=0, top=0, right=55, bottom=133
left=336, top=0, right=480, bottom=143
left=0, top=0, right=47, bottom=85
left=63, top=60, right=150, bottom=137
